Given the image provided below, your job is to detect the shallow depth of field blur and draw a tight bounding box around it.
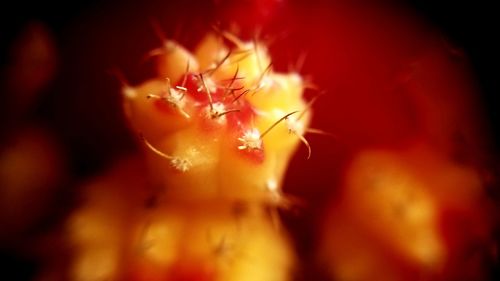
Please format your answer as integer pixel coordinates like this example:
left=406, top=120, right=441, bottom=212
left=1, top=0, right=499, bottom=280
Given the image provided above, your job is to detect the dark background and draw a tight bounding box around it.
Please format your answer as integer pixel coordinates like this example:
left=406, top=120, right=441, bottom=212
left=1, top=0, right=498, bottom=160
left=1, top=0, right=498, bottom=280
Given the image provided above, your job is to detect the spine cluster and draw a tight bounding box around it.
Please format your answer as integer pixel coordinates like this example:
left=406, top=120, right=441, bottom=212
left=63, top=30, right=312, bottom=281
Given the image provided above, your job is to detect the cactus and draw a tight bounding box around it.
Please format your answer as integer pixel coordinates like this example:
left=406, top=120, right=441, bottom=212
left=61, top=30, right=311, bottom=281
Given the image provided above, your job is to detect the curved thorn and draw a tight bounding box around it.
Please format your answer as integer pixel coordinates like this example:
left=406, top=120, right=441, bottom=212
left=217, top=109, right=240, bottom=117
left=225, top=64, right=240, bottom=97
left=140, top=134, right=174, bottom=160
left=260, top=111, right=300, bottom=139
left=232, top=89, right=250, bottom=103
left=199, top=73, right=213, bottom=111
left=181, top=59, right=190, bottom=88
left=150, top=18, right=167, bottom=43
left=258, top=62, right=273, bottom=83
left=297, top=92, right=324, bottom=120
left=296, top=133, right=312, bottom=160
left=204, top=50, right=232, bottom=75
left=108, top=67, right=129, bottom=87
left=221, top=30, right=246, bottom=49
left=306, top=128, right=337, bottom=139
left=252, top=37, right=262, bottom=73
